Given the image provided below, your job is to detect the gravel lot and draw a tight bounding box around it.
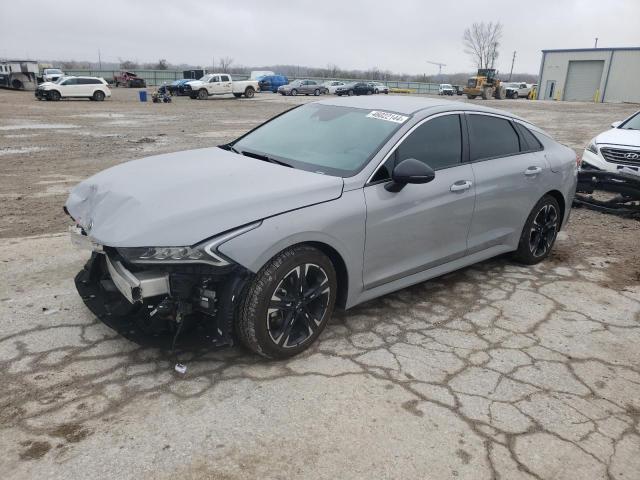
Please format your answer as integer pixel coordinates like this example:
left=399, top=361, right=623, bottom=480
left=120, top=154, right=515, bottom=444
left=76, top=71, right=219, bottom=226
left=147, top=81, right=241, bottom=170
left=1, top=89, right=639, bottom=479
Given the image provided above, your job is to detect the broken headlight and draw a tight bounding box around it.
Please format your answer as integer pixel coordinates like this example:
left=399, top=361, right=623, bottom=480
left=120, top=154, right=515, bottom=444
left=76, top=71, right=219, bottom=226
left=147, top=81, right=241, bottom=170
left=586, top=139, right=598, bottom=155
left=116, top=221, right=261, bottom=267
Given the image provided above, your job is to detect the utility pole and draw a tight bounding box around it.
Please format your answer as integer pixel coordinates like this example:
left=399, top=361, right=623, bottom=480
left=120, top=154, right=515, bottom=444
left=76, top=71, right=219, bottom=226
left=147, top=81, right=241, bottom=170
left=211, top=56, right=214, bottom=73
left=508, top=51, right=516, bottom=81
left=594, top=38, right=598, bottom=48
left=98, top=49, right=102, bottom=70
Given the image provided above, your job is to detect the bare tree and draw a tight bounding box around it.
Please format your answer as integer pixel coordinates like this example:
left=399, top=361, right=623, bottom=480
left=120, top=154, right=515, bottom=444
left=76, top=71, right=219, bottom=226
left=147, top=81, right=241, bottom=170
left=463, top=21, right=503, bottom=70
left=218, top=56, right=234, bottom=71
left=154, top=59, right=169, bottom=70
left=326, top=63, right=340, bottom=78
left=119, top=58, right=139, bottom=70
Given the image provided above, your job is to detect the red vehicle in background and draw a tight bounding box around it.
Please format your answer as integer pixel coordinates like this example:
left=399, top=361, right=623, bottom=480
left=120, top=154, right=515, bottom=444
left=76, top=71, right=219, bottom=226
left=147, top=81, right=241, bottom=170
left=113, top=71, right=146, bottom=88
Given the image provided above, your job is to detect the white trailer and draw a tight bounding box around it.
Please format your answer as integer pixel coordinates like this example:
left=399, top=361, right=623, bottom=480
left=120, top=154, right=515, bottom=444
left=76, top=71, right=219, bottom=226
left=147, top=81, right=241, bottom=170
left=0, top=60, right=39, bottom=90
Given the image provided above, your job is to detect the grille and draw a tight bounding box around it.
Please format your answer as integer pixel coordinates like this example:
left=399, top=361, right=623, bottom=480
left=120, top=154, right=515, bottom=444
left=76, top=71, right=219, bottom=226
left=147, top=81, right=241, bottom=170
left=600, top=147, right=640, bottom=166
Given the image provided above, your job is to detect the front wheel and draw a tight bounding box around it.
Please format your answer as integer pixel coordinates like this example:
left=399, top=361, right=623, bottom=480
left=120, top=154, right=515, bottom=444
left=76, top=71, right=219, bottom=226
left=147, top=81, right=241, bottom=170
left=314, top=89, right=320, bottom=96
left=290, top=89, right=298, bottom=96
left=237, top=245, right=337, bottom=359
left=513, top=195, right=561, bottom=265
left=197, top=89, right=208, bottom=100
left=49, top=90, right=61, bottom=101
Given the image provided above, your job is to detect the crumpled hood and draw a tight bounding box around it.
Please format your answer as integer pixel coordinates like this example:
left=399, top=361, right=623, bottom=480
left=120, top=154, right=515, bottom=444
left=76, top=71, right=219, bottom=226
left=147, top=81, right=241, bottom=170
left=66, top=147, right=344, bottom=247
left=596, top=128, right=640, bottom=147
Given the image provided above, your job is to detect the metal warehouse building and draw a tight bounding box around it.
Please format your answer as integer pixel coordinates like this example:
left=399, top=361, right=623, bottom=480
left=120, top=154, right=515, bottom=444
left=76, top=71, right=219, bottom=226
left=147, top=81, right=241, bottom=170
left=536, top=47, right=640, bottom=103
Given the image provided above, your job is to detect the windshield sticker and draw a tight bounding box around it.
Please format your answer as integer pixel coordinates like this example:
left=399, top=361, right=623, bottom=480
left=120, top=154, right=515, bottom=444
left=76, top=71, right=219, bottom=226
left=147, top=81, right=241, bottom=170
left=366, top=111, right=409, bottom=124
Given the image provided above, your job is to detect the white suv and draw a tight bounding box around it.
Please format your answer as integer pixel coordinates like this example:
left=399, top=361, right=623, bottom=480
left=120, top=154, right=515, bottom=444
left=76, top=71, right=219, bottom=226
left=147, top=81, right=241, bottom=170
left=42, top=68, right=65, bottom=82
left=35, top=76, right=111, bottom=101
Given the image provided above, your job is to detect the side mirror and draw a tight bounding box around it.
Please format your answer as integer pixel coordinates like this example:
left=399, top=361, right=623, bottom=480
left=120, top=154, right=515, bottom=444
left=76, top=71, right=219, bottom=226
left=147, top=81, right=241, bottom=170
left=385, top=158, right=435, bottom=192
left=611, top=121, right=622, bottom=128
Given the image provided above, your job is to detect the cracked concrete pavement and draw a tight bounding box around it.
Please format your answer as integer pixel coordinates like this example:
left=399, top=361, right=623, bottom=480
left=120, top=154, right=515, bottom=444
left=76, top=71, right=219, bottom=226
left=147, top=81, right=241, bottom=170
left=1, top=90, right=640, bottom=479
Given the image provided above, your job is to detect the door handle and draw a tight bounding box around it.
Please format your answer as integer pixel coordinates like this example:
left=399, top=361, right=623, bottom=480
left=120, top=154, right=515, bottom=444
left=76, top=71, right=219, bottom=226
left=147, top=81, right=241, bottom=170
left=450, top=180, right=473, bottom=192
left=524, top=166, right=543, bottom=176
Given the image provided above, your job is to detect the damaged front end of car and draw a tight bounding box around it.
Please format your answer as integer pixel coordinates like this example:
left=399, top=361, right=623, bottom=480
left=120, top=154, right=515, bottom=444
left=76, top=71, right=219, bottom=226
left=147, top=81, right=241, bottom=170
left=70, top=221, right=259, bottom=349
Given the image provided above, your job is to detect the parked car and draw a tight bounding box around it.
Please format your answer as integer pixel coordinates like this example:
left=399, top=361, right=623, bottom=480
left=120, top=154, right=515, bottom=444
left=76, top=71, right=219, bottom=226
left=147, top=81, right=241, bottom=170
left=250, top=70, right=275, bottom=80
left=113, top=71, right=146, bottom=88
left=258, top=75, right=289, bottom=93
left=582, top=110, right=640, bottom=175
left=184, top=73, right=259, bottom=99
left=335, top=82, right=374, bottom=96
left=278, top=80, right=327, bottom=96
left=323, top=80, right=346, bottom=94
left=438, top=84, right=455, bottom=95
left=369, top=82, right=389, bottom=94
left=41, top=68, right=65, bottom=83
left=35, top=76, right=111, bottom=101
left=503, top=82, right=532, bottom=99
left=66, top=96, right=577, bottom=359
left=167, top=79, right=192, bottom=96
left=452, top=85, right=464, bottom=96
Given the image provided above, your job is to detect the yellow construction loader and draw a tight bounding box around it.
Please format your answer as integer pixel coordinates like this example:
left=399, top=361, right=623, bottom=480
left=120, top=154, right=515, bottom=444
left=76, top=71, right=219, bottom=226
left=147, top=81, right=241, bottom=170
left=463, top=69, right=506, bottom=100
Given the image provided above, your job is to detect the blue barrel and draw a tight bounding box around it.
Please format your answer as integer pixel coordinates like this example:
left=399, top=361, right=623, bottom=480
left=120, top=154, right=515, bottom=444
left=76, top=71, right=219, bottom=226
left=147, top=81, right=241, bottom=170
left=138, top=90, right=147, bottom=102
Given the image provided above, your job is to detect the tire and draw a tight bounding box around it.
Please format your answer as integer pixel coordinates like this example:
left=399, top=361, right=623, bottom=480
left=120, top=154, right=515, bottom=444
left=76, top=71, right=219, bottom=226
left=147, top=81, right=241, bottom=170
left=347, top=90, right=354, bottom=96
left=198, top=89, right=208, bottom=100
left=244, top=87, right=255, bottom=98
left=237, top=245, right=337, bottom=359
left=314, top=89, right=320, bottom=96
left=466, top=94, right=476, bottom=99
left=49, top=90, right=61, bottom=101
left=481, top=87, right=493, bottom=100
left=374, top=89, right=379, bottom=94
left=93, top=90, right=105, bottom=101
left=495, top=86, right=506, bottom=99
left=291, top=89, right=298, bottom=96
left=513, top=195, right=561, bottom=265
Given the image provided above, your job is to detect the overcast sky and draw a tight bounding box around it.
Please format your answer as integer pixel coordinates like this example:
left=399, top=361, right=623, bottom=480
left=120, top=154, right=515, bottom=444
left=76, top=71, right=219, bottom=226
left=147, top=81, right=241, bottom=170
left=1, top=0, right=638, bottom=74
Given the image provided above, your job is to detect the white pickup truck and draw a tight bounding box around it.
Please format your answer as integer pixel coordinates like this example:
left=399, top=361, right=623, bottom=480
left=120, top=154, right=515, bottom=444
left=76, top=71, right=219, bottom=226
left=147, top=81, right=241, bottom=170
left=504, top=82, right=533, bottom=99
left=185, top=73, right=259, bottom=99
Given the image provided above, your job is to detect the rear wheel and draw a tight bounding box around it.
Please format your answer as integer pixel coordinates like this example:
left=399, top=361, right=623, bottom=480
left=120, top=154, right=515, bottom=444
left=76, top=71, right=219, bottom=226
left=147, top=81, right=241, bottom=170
left=314, top=89, right=320, bottom=96
left=513, top=195, right=561, bottom=265
left=238, top=245, right=337, bottom=359
left=244, top=87, right=255, bottom=98
left=93, top=90, right=105, bottom=101
left=198, top=89, right=208, bottom=100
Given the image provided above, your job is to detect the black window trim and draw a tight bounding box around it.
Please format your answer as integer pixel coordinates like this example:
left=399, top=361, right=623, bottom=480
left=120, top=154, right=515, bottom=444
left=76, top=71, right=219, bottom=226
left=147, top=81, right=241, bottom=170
left=464, top=112, right=544, bottom=163
left=366, top=111, right=468, bottom=186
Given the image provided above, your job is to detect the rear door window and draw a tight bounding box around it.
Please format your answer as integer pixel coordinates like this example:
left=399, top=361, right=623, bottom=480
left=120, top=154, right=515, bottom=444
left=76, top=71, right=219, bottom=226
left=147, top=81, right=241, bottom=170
left=467, top=114, right=521, bottom=160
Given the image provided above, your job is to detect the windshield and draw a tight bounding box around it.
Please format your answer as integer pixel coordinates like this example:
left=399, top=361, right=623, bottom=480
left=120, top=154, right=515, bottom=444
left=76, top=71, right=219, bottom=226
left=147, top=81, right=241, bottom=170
left=620, top=112, right=640, bottom=130
left=54, top=76, right=70, bottom=84
left=46, top=69, right=63, bottom=74
left=441, top=84, right=452, bottom=88
left=198, top=74, right=213, bottom=82
left=233, top=104, right=406, bottom=176
left=504, top=83, right=518, bottom=88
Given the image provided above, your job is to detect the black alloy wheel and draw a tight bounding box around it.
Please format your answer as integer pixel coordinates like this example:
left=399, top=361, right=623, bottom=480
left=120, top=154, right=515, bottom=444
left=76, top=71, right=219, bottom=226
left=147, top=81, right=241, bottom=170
left=529, top=204, right=559, bottom=258
left=513, top=195, right=561, bottom=264
left=238, top=245, right=337, bottom=359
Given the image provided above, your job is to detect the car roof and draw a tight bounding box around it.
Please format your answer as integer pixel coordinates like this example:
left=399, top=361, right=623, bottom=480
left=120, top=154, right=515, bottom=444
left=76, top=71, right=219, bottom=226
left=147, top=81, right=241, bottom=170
left=317, top=95, right=529, bottom=120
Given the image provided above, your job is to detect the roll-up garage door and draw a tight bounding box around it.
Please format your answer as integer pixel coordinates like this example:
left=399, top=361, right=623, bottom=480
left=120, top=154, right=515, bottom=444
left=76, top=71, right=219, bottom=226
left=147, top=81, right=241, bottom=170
left=563, top=60, right=604, bottom=101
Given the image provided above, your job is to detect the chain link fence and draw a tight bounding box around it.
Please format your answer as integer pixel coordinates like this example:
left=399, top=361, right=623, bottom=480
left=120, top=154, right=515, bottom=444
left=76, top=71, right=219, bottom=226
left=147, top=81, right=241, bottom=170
left=64, top=70, right=443, bottom=94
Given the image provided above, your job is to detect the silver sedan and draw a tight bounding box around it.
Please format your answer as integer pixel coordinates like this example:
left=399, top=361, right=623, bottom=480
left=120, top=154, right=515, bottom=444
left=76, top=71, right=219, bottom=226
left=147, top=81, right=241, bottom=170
left=66, top=97, right=577, bottom=359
